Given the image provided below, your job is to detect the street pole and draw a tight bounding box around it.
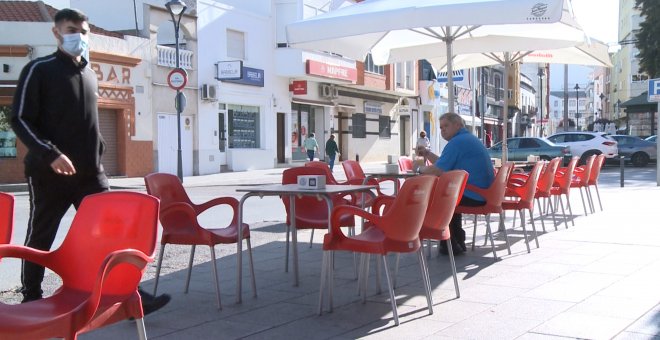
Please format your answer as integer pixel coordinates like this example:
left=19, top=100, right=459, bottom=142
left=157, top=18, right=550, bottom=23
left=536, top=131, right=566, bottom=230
left=538, top=67, right=544, bottom=137
left=574, top=83, right=580, bottom=131
left=166, top=0, right=187, bottom=181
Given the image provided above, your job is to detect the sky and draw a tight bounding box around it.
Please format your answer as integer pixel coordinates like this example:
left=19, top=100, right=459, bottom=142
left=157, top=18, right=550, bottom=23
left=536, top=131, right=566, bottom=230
left=40, top=0, right=619, bottom=90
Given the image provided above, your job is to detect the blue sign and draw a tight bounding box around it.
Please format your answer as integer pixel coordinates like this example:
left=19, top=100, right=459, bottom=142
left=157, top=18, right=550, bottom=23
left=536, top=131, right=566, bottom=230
left=437, top=70, right=464, bottom=83
left=648, top=78, right=660, bottom=102
left=224, top=67, right=264, bottom=87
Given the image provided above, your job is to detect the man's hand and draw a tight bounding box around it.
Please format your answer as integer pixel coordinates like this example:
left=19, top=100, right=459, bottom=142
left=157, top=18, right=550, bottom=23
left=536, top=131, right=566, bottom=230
left=415, top=145, right=428, bottom=157
left=50, top=154, right=76, bottom=175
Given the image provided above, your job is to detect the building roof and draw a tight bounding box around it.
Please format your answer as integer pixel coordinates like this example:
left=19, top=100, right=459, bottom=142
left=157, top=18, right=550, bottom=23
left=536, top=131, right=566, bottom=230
left=0, top=1, right=123, bottom=38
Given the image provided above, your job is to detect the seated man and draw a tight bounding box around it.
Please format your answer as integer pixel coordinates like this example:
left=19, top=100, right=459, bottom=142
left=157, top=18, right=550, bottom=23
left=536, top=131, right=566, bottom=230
left=416, top=112, right=494, bottom=254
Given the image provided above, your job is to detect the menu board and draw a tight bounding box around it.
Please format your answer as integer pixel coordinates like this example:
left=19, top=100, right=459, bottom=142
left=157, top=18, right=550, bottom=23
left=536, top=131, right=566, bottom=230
left=228, top=109, right=259, bottom=148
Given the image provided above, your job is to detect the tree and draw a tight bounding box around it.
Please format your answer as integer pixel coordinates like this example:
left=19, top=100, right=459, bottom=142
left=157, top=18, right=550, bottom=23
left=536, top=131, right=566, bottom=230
left=634, top=0, right=660, bottom=78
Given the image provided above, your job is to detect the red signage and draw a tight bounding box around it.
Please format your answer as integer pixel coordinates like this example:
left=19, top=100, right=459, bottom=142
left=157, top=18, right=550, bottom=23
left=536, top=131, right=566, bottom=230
left=306, top=60, right=357, bottom=83
left=289, top=80, right=308, bottom=95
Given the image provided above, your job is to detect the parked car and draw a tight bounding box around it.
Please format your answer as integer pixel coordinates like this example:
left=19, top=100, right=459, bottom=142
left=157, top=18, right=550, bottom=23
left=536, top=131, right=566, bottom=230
left=546, top=132, right=618, bottom=165
left=645, top=135, right=656, bottom=143
left=488, top=137, right=571, bottom=163
left=610, top=135, right=657, bottom=167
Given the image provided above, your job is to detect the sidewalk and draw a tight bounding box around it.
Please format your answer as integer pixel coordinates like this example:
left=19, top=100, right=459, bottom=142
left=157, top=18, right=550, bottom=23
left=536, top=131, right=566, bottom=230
left=1, top=164, right=659, bottom=339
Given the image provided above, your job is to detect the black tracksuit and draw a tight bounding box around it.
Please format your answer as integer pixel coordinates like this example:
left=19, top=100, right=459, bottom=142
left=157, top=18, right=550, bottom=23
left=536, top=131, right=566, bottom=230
left=10, top=50, right=108, bottom=299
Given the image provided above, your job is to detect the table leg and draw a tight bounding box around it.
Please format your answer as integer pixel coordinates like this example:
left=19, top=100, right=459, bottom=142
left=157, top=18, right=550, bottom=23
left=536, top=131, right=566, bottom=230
left=289, top=195, right=299, bottom=287
left=236, top=194, right=250, bottom=304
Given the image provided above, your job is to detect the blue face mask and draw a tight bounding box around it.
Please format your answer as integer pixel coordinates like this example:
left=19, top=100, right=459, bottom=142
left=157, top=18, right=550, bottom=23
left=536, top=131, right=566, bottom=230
left=61, top=32, right=89, bottom=58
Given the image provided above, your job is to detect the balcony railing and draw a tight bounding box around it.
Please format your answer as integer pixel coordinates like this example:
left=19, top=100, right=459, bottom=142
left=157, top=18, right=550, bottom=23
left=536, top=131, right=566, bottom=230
left=157, top=45, right=193, bottom=69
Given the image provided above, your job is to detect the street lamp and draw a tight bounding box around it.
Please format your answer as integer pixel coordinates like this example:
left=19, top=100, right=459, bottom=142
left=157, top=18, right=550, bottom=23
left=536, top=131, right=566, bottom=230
left=166, top=0, right=187, bottom=181
left=537, top=67, right=544, bottom=137
left=574, top=83, right=580, bottom=131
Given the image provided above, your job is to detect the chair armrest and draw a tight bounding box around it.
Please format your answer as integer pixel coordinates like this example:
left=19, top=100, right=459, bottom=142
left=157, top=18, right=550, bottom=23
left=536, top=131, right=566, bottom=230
left=329, top=205, right=380, bottom=236
left=464, top=183, right=489, bottom=197
left=84, top=249, right=153, bottom=323
left=0, top=244, right=53, bottom=268
left=371, top=196, right=396, bottom=216
left=195, top=196, right=240, bottom=215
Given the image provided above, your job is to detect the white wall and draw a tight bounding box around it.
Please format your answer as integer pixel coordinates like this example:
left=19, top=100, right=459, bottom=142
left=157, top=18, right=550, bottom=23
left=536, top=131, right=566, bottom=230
left=197, top=0, right=281, bottom=172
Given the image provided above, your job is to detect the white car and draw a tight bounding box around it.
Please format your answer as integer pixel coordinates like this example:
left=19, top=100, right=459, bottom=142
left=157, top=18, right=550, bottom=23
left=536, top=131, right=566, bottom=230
left=547, top=132, right=618, bottom=165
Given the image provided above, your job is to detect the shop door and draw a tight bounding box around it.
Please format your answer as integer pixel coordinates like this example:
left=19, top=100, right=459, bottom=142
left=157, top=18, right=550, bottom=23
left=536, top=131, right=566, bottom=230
left=157, top=113, right=193, bottom=176
left=399, top=115, right=410, bottom=156
left=338, top=111, right=349, bottom=161
left=98, top=109, right=119, bottom=176
left=218, top=111, right=227, bottom=165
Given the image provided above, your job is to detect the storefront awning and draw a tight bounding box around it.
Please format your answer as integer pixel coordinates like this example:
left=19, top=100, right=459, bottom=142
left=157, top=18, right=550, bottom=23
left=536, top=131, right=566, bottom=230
left=291, top=97, right=355, bottom=109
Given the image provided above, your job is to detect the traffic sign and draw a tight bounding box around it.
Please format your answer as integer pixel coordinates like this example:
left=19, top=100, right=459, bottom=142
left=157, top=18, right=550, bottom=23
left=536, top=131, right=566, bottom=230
left=648, top=78, right=660, bottom=102
left=168, top=68, right=188, bottom=91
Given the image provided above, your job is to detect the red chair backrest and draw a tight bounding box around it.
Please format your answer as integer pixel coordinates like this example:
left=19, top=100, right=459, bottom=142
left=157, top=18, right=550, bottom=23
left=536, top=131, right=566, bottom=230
left=588, top=154, right=606, bottom=185
left=536, top=157, right=561, bottom=196
left=305, top=161, right=340, bottom=184
left=144, top=173, right=193, bottom=208
left=282, top=167, right=334, bottom=226
left=0, top=192, right=13, bottom=245
left=554, top=156, right=578, bottom=193
left=421, top=171, right=468, bottom=238
left=513, top=161, right=543, bottom=208
left=53, top=191, right=159, bottom=295
left=575, top=154, right=596, bottom=184
left=378, top=175, right=436, bottom=242
left=398, top=157, right=413, bottom=172
left=482, top=162, right=514, bottom=212
left=342, top=160, right=367, bottom=182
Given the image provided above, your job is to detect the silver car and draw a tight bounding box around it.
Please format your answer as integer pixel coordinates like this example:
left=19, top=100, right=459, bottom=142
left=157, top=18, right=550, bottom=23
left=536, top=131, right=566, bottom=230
left=610, top=135, right=657, bottom=167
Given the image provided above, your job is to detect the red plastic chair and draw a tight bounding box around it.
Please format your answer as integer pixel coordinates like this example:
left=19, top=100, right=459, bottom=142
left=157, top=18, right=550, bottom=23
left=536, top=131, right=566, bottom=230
left=502, top=162, right=543, bottom=253
left=318, top=175, right=436, bottom=326
left=454, top=162, right=514, bottom=260
left=586, top=154, right=606, bottom=211
left=551, top=156, right=579, bottom=228
left=0, top=191, right=158, bottom=340
left=281, top=167, right=355, bottom=278
left=342, top=160, right=398, bottom=197
left=144, top=173, right=255, bottom=309
left=418, top=170, right=468, bottom=298
left=398, top=156, right=413, bottom=172
left=571, top=154, right=597, bottom=216
left=509, top=158, right=562, bottom=232
left=0, top=192, right=13, bottom=246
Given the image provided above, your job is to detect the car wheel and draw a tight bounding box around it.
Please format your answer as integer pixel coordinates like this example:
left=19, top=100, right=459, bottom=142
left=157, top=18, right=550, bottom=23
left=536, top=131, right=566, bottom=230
left=578, top=151, right=599, bottom=166
left=540, top=155, right=551, bottom=162
left=631, top=152, right=650, bottom=167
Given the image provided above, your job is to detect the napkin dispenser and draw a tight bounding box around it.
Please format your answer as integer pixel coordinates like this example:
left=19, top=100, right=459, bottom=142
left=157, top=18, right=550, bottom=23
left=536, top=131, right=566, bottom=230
left=385, top=163, right=400, bottom=174
left=297, top=175, right=326, bottom=189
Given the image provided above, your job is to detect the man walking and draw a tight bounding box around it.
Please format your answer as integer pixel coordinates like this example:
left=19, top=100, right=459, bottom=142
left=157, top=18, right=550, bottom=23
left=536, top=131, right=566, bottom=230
left=325, top=134, right=340, bottom=171
left=10, top=8, right=169, bottom=313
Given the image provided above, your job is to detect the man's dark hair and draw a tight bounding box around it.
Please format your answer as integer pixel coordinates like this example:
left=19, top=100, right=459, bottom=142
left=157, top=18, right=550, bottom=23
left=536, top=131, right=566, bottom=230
left=54, top=8, right=88, bottom=24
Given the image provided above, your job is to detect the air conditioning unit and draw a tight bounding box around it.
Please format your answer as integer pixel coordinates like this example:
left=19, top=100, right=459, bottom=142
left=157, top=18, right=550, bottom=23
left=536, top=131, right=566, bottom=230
left=201, top=84, right=218, bottom=101
left=320, top=84, right=339, bottom=99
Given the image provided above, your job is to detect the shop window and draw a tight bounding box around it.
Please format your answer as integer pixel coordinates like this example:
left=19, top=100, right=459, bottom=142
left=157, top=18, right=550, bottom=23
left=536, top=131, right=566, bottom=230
left=0, top=106, right=17, bottom=158
left=379, top=116, right=391, bottom=138
left=227, top=29, right=245, bottom=60
left=228, top=104, right=259, bottom=148
left=395, top=61, right=414, bottom=91
left=352, top=113, right=366, bottom=138
left=364, top=54, right=384, bottom=75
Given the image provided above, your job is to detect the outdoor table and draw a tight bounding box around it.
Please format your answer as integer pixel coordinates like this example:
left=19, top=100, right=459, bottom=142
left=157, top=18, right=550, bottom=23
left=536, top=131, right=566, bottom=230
left=234, top=183, right=376, bottom=303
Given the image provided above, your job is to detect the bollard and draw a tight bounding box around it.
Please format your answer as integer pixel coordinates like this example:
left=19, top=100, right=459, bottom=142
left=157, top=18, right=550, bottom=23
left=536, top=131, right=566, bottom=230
left=619, top=155, right=625, bottom=187
left=356, top=154, right=359, bottom=162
